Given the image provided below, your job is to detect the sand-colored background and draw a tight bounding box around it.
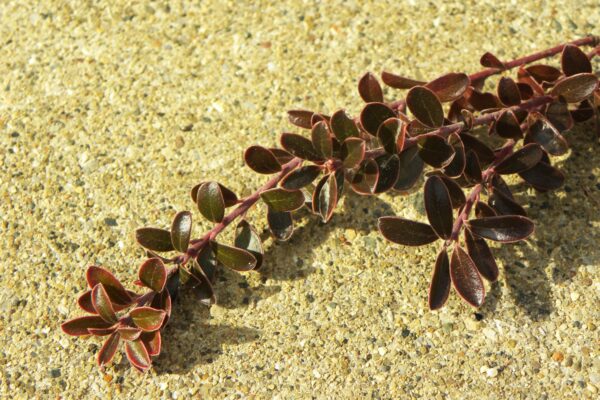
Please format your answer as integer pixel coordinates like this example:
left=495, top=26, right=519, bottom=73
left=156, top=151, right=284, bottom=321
left=1, top=0, right=599, bottom=398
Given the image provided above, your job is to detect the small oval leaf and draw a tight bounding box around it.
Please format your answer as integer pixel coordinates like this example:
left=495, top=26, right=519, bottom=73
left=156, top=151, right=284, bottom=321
left=341, top=138, right=366, bottom=168
left=550, top=73, right=598, bottom=103
left=360, top=102, right=396, bottom=136
left=311, top=121, right=333, bottom=158
left=86, top=266, right=132, bottom=306
left=426, top=72, right=470, bottom=103
left=130, top=307, right=167, bottom=332
left=358, top=72, right=384, bottom=103
left=561, top=44, right=592, bottom=76
left=234, top=220, right=264, bottom=269
left=374, top=154, right=400, bottom=193
left=406, top=86, right=444, bottom=128
left=424, top=176, right=454, bottom=239
left=466, top=216, right=535, bottom=243
left=317, top=173, right=338, bottom=223
left=494, top=144, right=543, bottom=175
left=97, top=332, right=120, bottom=367
left=429, top=248, right=451, bottom=310
left=91, top=284, right=118, bottom=324
left=378, top=217, right=438, bottom=246
left=125, top=340, right=151, bottom=372
left=525, top=115, right=568, bottom=156
left=267, top=209, right=294, bottom=241
left=518, top=160, right=565, bottom=191
left=495, top=110, right=523, bottom=139
left=197, top=182, right=225, bottom=223
left=171, top=211, right=192, bottom=252
left=377, top=118, right=404, bottom=154
left=330, top=109, right=359, bottom=141
left=260, top=188, right=305, bottom=212
left=417, top=135, right=455, bottom=168
left=138, top=258, right=167, bottom=293
left=135, top=228, right=175, bottom=253
left=244, top=146, right=282, bottom=174
left=287, top=109, right=314, bottom=129
left=210, top=241, right=257, bottom=271
left=351, top=159, right=379, bottom=195
left=450, top=245, right=485, bottom=308
left=464, top=230, right=499, bottom=282
left=280, top=165, right=322, bottom=190
left=394, top=145, right=424, bottom=191
left=381, top=71, right=425, bottom=89
left=280, top=133, right=322, bottom=161
left=497, top=76, right=521, bottom=106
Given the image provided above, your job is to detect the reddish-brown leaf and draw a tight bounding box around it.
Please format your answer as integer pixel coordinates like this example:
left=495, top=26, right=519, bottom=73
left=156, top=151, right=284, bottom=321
left=494, top=144, right=543, bottom=174
left=497, top=77, right=521, bottom=106
left=330, top=109, right=359, bottom=141
left=561, top=44, right=592, bottom=76
left=480, top=52, right=504, bottom=69
left=130, top=307, right=166, bottom=332
left=450, top=245, right=485, bottom=308
left=210, top=241, right=257, bottom=271
left=244, top=146, right=282, bottom=174
left=464, top=230, right=499, bottom=282
left=406, top=86, right=444, bottom=128
left=287, top=109, right=314, bottom=129
left=171, top=211, right=192, bottom=252
left=311, top=120, right=333, bottom=159
left=97, top=332, right=120, bottom=367
left=429, top=248, right=451, bottom=310
left=86, top=266, right=132, bottom=306
left=138, top=258, right=167, bottom=293
left=125, top=340, right=151, bottom=372
left=91, top=284, right=118, bottom=324
left=550, top=73, right=598, bottom=103
left=358, top=72, right=384, bottom=103
left=360, top=102, right=396, bottom=135
left=280, top=165, right=321, bottom=190
left=426, top=72, right=470, bottom=103
left=280, top=133, right=322, bottom=161
left=378, top=217, right=438, bottom=246
left=424, top=176, right=454, bottom=239
left=466, top=216, right=534, bottom=243
left=61, top=316, right=114, bottom=336
left=381, top=71, right=425, bottom=89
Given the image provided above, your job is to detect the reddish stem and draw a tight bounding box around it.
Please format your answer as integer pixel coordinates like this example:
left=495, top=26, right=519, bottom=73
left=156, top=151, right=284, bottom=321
left=390, top=36, right=598, bottom=110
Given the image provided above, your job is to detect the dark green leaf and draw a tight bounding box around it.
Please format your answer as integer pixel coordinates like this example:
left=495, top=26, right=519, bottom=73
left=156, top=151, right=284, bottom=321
left=260, top=187, right=305, bottom=212
left=61, top=316, right=114, bottom=336
left=280, top=165, right=321, bottom=190
left=330, top=109, right=359, bottom=141
left=550, top=73, right=598, bottom=103
left=426, top=72, right=469, bottom=102
left=525, top=115, right=568, bottom=156
left=417, top=135, right=455, bottom=168
left=424, top=176, right=454, bottom=239
left=358, top=72, right=384, bottom=103
left=450, top=245, right=485, bottom=308
left=197, top=182, right=225, bottom=223
left=429, top=248, right=451, bottom=310
left=135, top=228, right=175, bottom=252
left=394, top=145, right=424, bottom=191
left=125, top=340, right=151, bottom=372
left=287, top=109, right=314, bottom=129
left=466, top=215, right=534, bottom=243
left=377, top=118, right=404, bottom=154
left=267, top=209, right=294, bottom=241
left=130, top=307, right=166, bottom=332
left=360, top=102, right=396, bottom=135
left=91, top=284, right=118, bottom=324
left=97, top=332, right=120, bottom=367
left=497, top=76, right=521, bottom=106
left=244, top=146, right=282, bottom=174
left=374, top=154, right=400, bottom=193
left=210, top=241, right=257, bottom=271
left=171, top=211, right=192, bottom=252
left=378, top=216, right=438, bottom=246
left=341, top=138, right=366, bottom=168
left=311, top=121, right=333, bottom=158
left=561, top=44, right=592, bottom=76
left=280, top=133, right=322, bottom=161
left=86, top=266, right=132, bottom=306
left=406, top=86, right=444, bottom=128
left=381, top=71, right=425, bottom=89
left=138, top=258, right=167, bottom=293
left=235, top=220, right=264, bottom=269
left=494, top=144, right=543, bottom=174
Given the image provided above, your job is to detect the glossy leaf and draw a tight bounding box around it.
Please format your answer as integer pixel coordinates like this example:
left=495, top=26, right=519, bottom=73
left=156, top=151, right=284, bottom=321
left=170, top=211, right=192, bottom=252
left=443, top=133, right=466, bottom=178
left=466, top=216, right=534, bottom=243
left=525, top=64, right=561, bottom=83
left=495, top=109, right=523, bottom=139
left=269, top=147, right=295, bottom=165
left=341, top=138, right=366, bottom=168
left=280, top=165, right=321, bottom=190
left=497, top=76, right=521, bottom=106
left=125, top=340, right=151, bottom=372
left=550, top=73, right=598, bottom=103
left=463, top=150, right=482, bottom=183
left=234, top=220, right=264, bottom=269
left=378, top=217, right=438, bottom=246
left=287, top=109, right=313, bottom=129
left=191, top=182, right=237, bottom=207
left=61, top=316, right=114, bottom=336
left=135, top=228, right=175, bottom=253
left=475, top=201, right=497, bottom=218
left=490, top=174, right=514, bottom=200
left=438, top=175, right=466, bottom=209
left=138, top=258, right=167, bottom=293
left=91, top=284, right=118, bottom=324
left=488, top=189, right=527, bottom=217
left=330, top=109, right=359, bottom=141
left=494, top=144, right=543, bottom=174
left=519, top=160, right=565, bottom=191
left=311, top=121, right=333, bottom=158
left=317, top=173, right=338, bottom=223
left=424, top=176, right=454, bottom=239
left=358, top=72, right=384, bottom=103
left=381, top=71, right=425, bottom=89
left=545, top=101, right=574, bottom=132
left=210, top=241, right=257, bottom=271
left=130, top=307, right=166, bottom=332
left=117, top=327, right=142, bottom=341
left=78, top=291, right=96, bottom=314
left=561, top=44, right=592, bottom=76
left=525, top=115, right=568, bottom=156
left=141, top=331, right=162, bottom=357
left=360, top=102, right=396, bottom=136
left=86, top=266, right=132, bottom=306
left=394, top=145, right=424, bottom=191
left=351, top=159, right=379, bottom=195
left=377, top=118, right=404, bottom=154
left=426, top=72, right=469, bottom=102
left=450, top=245, right=485, bottom=308
left=267, top=208, right=294, bottom=241
left=197, top=182, right=225, bottom=223
left=406, top=86, right=444, bottom=128
left=459, top=133, right=495, bottom=166
left=260, top=187, right=304, bottom=212
left=480, top=52, right=504, bottom=69
left=281, top=133, right=322, bottom=162
left=417, top=135, right=455, bottom=168
left=97, top=332, right=120, bottom=367
left=244, top=146, right=282, bottom=174
left=429, top=249, right=451, bottom=310
left=374, top=154, right=400, bottom=193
